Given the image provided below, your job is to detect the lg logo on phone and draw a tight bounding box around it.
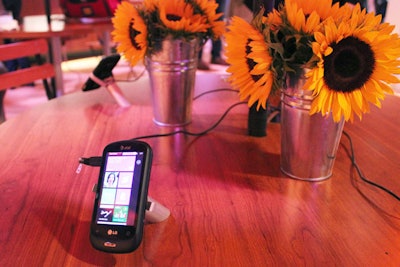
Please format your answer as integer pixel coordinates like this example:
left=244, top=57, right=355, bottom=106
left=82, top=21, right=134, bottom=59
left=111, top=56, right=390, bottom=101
left=107, top=229, right=118, bottom=236
left=120, top=145, right=131, bottom=150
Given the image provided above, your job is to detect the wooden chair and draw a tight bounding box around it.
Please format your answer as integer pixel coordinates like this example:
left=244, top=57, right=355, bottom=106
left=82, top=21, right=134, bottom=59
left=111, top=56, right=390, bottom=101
left=0, top=38, right=56, bottom=123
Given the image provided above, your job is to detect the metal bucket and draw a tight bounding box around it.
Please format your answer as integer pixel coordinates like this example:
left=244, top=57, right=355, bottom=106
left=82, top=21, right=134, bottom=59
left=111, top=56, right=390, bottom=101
left=145, top=37, right=200, bottom=126
left=280, top=72, right=345, bottom=181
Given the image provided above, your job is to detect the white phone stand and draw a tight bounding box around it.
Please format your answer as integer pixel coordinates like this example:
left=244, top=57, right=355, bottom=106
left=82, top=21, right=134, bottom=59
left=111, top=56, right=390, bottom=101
left=145, top=196, right=170, bottom=223
left=89, top=73, right=131, bottom=107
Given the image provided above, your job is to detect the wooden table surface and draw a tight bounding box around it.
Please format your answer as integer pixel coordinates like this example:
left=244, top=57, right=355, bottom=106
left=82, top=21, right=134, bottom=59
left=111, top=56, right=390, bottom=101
left=0, top=72, right=399, bottom=266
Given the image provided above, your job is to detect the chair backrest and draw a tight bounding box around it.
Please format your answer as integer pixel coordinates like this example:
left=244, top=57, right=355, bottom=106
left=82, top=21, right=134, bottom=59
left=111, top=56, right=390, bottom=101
left=0, top=38, right=56, bottom=123
left=0, top=38, right=55, bottom=91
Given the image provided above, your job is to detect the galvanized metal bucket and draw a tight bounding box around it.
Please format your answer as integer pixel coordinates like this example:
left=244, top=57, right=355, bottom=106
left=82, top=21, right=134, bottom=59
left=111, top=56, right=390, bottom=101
left=280, top=71, right=345, bottom=181
left=145, top=37, right=201, bottom=126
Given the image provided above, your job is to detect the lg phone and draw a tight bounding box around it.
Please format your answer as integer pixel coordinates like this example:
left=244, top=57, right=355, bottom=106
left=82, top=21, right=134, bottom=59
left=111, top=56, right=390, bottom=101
left=90, top=140, right=152, bottom=253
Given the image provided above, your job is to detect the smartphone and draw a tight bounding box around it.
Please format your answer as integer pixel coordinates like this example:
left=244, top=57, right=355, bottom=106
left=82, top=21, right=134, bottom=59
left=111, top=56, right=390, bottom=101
left=82, top=54, right=121, bottom=91
left=90, top=140, right=152, bottom=253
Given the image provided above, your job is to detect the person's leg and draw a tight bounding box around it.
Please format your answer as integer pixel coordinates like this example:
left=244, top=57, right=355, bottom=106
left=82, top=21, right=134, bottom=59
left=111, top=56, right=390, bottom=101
left=2, top=39, right=17, bottom=71
left=198, top=0, right=228, bottom=68
left=2, top=0, right=22, bottom=22
left=198, top=45, right=210, bottom=70
left=17, top=57, right=31, bottom=69
left=3, top=59, right=17, bottom=72
left=375, top=0, right=387, bottom=21
left=2, top=0, right=29, bottom=73
left=211, top=39, right=227, bottom=65
left=211, top=39, right=221, bottom=60
left=211, top=0, right=228, bottom=65
left=17, top=57, right=34, bottom=86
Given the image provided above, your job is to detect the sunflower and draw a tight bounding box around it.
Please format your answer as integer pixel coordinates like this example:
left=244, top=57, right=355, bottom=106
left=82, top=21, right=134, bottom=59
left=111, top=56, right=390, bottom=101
left=304, top=4, right=400, bottom=122
left=225, top=16, right=274, bottom=110
left=112, top=2, right=148, bottom=66
left=286, top=0, right=342, bottom=22
left=265, top=8, right=282, bottom=31
left=194, top=0, right=225, bottom=39
left=159, top=0, right=208, bottom=34
left=279, top=0, right=341, bottom=35
left=264, top=2, right=320, bottom=93
left=284, top=0, right=321, bottom=33
left=111, top=0, right=224, bottom=66
left=143, top=0, right=158, bottom=12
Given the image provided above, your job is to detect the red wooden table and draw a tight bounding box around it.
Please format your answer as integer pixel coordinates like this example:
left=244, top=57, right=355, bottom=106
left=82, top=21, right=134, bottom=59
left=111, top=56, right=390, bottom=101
left=0, top=73, right=399, bottom=266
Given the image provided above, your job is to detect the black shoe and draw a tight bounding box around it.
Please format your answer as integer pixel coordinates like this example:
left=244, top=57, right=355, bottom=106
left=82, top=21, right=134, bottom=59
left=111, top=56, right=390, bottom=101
left=197, top=60, right=210, bottom=70
left=211, top=57, right=228, bottom=65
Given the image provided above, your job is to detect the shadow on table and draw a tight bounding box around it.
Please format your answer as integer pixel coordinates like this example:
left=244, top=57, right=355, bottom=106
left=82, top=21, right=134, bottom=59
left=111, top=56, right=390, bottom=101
left=36, top=203, right=117, bottom=266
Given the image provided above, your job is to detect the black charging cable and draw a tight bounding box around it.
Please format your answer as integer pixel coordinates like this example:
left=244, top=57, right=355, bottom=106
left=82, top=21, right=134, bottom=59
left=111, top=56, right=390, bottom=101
left=79, top=88, right=245, bottom=167
left=79, top=100, right=246, bottom=167
left=79, top=89, right=400, bottom=203
left=342, top=130, right=400, bottom=201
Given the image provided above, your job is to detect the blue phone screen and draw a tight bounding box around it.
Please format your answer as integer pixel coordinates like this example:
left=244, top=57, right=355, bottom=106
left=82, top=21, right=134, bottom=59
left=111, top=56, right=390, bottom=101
left=95, top=151, right=144, bottom=226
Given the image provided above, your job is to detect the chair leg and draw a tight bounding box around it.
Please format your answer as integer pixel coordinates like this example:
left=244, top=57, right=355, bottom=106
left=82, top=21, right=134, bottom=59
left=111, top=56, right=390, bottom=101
left=0, top=90, right=6, bottom=123
left=50, top=77, right=57, bottom=98
left=43, top=78, right=56, bottom=99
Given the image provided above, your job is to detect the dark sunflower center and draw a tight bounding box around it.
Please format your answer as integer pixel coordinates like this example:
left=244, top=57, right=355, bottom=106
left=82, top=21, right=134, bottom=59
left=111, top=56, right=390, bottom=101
left=129, top=22, right=141, bottom=50
left=245, top=39, right=263, bottom=82
left=323, top=36, right=375, bottom=92
left=166, top=14, right=182, bottom=21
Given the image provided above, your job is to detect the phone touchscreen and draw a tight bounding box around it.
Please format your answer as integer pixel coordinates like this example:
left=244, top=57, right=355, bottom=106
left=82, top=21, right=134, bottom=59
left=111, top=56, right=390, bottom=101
left=95, top=151, right=144, bottom=226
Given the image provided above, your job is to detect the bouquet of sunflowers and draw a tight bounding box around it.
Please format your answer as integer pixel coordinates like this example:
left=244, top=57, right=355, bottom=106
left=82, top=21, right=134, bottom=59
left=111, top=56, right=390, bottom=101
left=225, top=0, right=400, bottom=122
left=112, top=0, right=225, bottom=67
